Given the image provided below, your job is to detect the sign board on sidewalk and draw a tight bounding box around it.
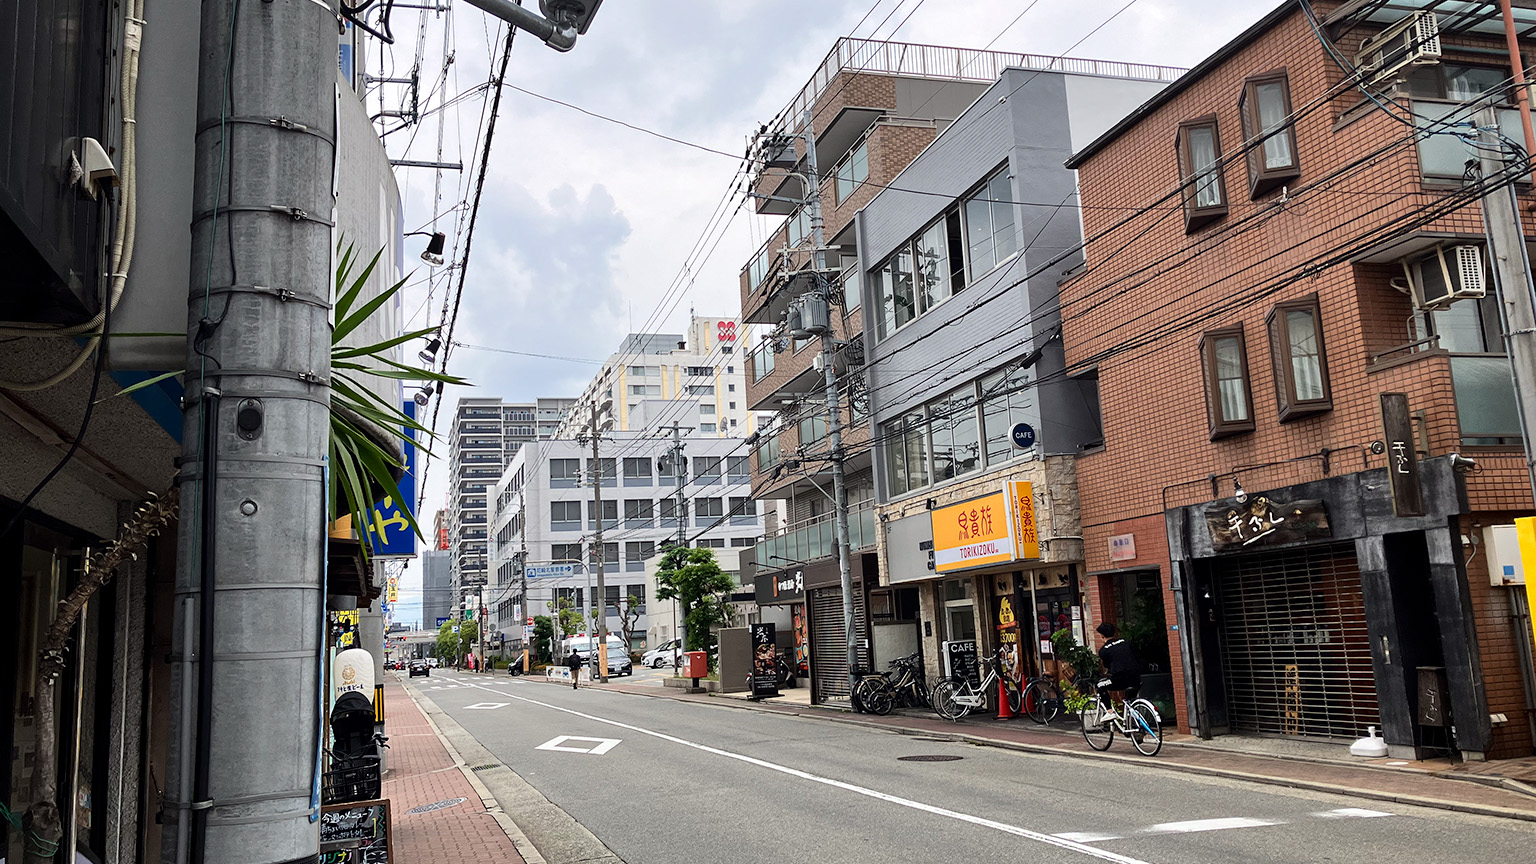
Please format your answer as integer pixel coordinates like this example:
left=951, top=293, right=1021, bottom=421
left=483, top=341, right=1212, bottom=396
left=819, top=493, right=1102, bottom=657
left=749, top=623, right=779, bottom=699
left=942, top=639, right=980, bottom=687
left=320, top=798, right=393, bottom=863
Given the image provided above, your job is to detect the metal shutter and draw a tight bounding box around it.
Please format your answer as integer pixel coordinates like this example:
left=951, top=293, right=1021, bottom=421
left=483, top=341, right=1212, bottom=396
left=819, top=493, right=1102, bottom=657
left=1215, top=543, right=1379, bottom=741
left=810, top=587, right=867, bottom=700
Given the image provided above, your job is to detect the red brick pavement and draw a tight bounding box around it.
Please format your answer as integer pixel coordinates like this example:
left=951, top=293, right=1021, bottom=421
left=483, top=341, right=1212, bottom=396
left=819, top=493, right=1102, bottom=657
left=380, top=681, right=526, bottom=863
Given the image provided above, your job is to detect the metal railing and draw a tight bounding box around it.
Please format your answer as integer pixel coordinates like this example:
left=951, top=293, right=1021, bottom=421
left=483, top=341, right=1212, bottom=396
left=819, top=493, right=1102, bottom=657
left=755, top=504, right=877, bottom=567
left=775, top=37, right=1186, bottom=128
left=749, top=341, right=775, bottom=381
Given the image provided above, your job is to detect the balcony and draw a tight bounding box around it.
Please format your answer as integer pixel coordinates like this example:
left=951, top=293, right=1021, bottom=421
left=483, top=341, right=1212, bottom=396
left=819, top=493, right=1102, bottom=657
left=754, top=505, right=877, bottom=571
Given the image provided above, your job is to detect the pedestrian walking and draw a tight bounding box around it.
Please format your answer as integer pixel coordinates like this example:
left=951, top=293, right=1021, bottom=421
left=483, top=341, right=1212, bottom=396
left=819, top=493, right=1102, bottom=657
left=565, top=649, right=582, bottom=689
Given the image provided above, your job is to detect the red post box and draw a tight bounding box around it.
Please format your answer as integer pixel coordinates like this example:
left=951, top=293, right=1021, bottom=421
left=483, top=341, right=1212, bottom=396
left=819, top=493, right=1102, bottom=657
left=684, top=651, right=708, bottom=680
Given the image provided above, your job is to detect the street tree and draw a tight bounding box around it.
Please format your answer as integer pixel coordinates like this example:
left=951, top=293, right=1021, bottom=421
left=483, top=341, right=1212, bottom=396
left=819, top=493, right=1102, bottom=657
left=436, top=619, right=478, bottom=664
left=533, top=615, right=554, bottom=662
left=554, top=597, right=584, bottom=638
left=618, top=594, right=643, bottom=652
left=655, top=546, right=734, bottom=652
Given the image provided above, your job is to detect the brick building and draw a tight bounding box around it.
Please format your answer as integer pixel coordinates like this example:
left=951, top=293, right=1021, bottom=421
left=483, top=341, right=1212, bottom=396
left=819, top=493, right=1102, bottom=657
left=1062, top=0, right=1536, bottom=759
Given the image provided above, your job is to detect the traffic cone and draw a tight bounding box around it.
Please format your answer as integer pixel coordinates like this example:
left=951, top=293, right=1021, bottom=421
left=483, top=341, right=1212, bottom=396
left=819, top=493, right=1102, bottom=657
left=995, top=678, right=1015, bottom=720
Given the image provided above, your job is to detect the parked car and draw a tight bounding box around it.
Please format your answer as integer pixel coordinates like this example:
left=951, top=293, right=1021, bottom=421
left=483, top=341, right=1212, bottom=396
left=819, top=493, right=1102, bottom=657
left=408, top=660, right=430, bottom=678
left=641, top=640, right=681, bottom=669
left=588, top=644, right=634, bottom=677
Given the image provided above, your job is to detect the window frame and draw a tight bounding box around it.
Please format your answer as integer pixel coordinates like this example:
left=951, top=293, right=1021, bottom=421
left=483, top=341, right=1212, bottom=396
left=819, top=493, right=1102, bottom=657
left=834, top=139, right=870, bottom=205
left=1238, top=71, right=1300, bottom=198
left=1266, top=295, right=1333, bottom=421
left=1199, top=326, right=1256, bottom=440
left=1176, top=115, right=1229, bottom=232
left=961, top=167, right=1018, bottom=280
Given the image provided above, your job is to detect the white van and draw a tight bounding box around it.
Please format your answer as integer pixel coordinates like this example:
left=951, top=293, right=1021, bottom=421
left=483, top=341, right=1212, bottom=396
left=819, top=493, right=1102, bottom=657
left=561, top=634, right=626, bottom=661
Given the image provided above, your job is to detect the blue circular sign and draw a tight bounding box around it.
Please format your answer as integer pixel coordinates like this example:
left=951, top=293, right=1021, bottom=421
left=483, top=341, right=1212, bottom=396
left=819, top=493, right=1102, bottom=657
left=1010, top=422, right=1036, bottom=450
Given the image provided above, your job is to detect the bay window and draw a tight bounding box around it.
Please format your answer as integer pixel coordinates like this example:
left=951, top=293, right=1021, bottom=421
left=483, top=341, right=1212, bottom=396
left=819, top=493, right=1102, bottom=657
left=1266, top=296, right=1332, bottom=421
left=1200, top=326, right=1255, bottom=439
left=1239, top=73, right=1299, bottom=197
left=1177, top=116, right=1227, bottom=231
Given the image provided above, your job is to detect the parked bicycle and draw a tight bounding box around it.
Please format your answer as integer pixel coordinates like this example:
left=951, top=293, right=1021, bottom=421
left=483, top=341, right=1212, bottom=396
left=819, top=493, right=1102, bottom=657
left=1079, top=676, right=1163, bottom=756
left=853, top=653, right=927, bottom=716
left=1021, top=673, right=1097, bottom=725
left=930, top=648, right=1024, bottom=721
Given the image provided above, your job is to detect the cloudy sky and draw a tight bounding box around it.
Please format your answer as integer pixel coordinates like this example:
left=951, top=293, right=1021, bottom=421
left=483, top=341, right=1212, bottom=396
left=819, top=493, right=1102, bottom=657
left=378, top=0, right=1267, bottom=627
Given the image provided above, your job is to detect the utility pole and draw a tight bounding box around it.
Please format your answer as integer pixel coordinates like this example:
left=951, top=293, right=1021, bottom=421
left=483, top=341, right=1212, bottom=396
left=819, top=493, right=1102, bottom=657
left=165, top=2, right=334, bottom=863
left=520, top=485, right=530, bottom=673
left=1478, top=108, right=1536, bottom=496
left=798, top=110, right=859, bottom=697
left=588, top=401, right=611, bottom=681
left=671, top=421, right=688, bottom=659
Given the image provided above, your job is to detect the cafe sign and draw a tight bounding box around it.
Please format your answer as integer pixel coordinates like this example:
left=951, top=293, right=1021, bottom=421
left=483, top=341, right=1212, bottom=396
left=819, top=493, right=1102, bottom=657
left=1205, top=493, right=1331, bottom=552
left=930, top=482, right=1040, bottom=574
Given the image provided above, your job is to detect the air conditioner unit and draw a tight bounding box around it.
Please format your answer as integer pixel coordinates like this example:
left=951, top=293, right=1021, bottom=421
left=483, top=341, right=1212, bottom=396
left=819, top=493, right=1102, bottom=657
left=1355, top=10, right=1441, bottom=86
left=1402, top=244, right=1486, bottom=310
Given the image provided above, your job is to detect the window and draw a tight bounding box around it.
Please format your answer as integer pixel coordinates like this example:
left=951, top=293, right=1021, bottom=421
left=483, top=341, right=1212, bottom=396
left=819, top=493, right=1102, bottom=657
left=688, top=384, right=715, bottom=396
left=628, top=365, right=653, bottom=377
left=625, top=544, right=655, bottom=567
left=624, top=499, right=654, bottom=527
left=697, top=538, right=726, bottom=548
left=727, top=455, right=750, bottom=480
left=1266, top=297, right=1332, bottom=421
left=963, top=168, right=1017, bottom=277
left=874, top=247, right=916, bottom=341
left=625, top=583, right=647, bottom=608
left=589, top=542, right=619, bottom=567
left=930, top=385, right=980, bottom=481
left=980, top=366, right=1031, bottom=466
left=1177, top=117, right=1227, bottom=231
left=914, top=219, right=953, bottom=311
left=630, top=384, right=661, bottom=396
left=727, top=366, right=734, bottom=373
left=661, top=498, right=683, bottom=524
left=551, top=501, right=581, bottom=529
left=799, top=414, right=827, bottom=447
left=700, top=404, right=716, bottom=415
left=694, top=456, right=721, bottom=483
left=728, top=383, right=736, bottom=392
left=623, top=457, right=651, bottom=484
left=588, top=499, right=618, bottom=527
left=1406, top=62, right=1510, bottom=101
left=700, top=423, right=717, bottom=433
left=605, top=584, right=621, bottom=614
left=731, top=536, right=756, bottom=547
left=788, top=207, right=814, bottom=248
left=550, top=458, right=581, bottom=486
left=1239, top=73, right=1299, bottom=197
left=695, top=497, right=724, bottom=525
left=843, top=269, right=862, bottom=312
left=756, top=435, right=781, bottom=472
left=1200, top=327, right=1255, bottom=439
left=729, top=496, right=756, bottom=524
left=882, top=411, right=929, bottom=497
left=835, top=140, right=869, bottom=204
left=552, top=543, right=583, bottom=566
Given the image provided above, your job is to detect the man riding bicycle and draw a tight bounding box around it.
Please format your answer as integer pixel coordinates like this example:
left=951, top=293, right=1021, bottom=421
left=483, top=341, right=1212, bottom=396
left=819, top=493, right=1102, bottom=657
left=1095, top=622, right=1140, bottom=702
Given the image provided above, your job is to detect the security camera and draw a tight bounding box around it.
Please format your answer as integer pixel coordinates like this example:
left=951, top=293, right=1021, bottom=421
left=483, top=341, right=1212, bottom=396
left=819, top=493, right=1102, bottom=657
left=541, top=0, right=602, bottom=34
left=1449, top=453, right=1479, bottom=475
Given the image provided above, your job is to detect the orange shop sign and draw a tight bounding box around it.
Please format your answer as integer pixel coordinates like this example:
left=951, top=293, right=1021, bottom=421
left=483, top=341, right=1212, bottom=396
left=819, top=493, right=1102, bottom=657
left=931, top=483, right=1039, bottom=573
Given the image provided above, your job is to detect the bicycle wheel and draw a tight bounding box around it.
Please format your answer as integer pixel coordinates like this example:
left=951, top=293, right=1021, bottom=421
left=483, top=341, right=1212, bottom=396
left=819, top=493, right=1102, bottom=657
left=1005, top=682, right=1024, bottom=716
left=1127, top=700, right=1163, bottom=756
left=1024, top=681, right=1059, bottom=725
left=910, top=677, right=930, bottom=708
left=1080, top=698, right=1114, bottom=750
left=930, top=678, right=969, bottom=721
left=866, top=686, right=896, bottom=716
left=852, top=677, right=885, bottom=714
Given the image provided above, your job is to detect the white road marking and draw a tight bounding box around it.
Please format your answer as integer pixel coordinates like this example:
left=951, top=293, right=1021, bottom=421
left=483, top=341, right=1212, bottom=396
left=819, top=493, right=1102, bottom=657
left=1141, top=817, right=1283, bottom=835
left=1314, top=808, right=1394, bottom=819
left=455, top=680, right=1155, bottom=864
left=464, top=702, right=510, bottom=710
left=536, top=735, right=622, bottom=755
left=1053, top=832, right=1124, bottom=843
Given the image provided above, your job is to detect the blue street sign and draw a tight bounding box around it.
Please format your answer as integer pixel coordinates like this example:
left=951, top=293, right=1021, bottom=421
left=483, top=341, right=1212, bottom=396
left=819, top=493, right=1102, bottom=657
left=435, top=617, right=449, bottom=628
left=527, top=564, right=576, bottom=579
left=364, top=400, right=419, bottom=557
left=1010, top=422, right=1036, bottom=450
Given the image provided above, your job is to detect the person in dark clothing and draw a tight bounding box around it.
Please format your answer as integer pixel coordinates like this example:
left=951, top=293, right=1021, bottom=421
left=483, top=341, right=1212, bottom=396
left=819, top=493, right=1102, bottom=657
left=565, top=650, right=583, bottom=689
left=1096, top=622, right=1141, bottom=702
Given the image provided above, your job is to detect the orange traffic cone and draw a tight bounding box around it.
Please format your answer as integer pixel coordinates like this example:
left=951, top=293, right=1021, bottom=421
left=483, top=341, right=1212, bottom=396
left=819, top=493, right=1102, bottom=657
left=995, top=678, right=1015, bottom=720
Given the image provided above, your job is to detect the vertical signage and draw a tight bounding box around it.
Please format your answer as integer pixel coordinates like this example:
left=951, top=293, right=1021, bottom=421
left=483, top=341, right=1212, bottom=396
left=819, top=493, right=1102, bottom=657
left=1008, top=481, right=1040, bottom=560
left=1518, top=517, right=1536, bottom=651
left=1380, top=393, right=1424, bottom=517
left=750, top=623, right=779, bottom=699
left=366, top=401, right=420, bottom=557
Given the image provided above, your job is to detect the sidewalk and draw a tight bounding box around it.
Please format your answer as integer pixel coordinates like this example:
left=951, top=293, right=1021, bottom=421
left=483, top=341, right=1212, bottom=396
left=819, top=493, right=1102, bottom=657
left=557, top=675, right=1536, bottom=823
left=380, top=679, right=527, bottom=863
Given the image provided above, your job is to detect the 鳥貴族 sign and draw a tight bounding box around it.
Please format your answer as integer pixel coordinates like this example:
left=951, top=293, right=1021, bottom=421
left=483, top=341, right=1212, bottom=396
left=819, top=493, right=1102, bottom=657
left=930, top=482, right=1039, bottom=573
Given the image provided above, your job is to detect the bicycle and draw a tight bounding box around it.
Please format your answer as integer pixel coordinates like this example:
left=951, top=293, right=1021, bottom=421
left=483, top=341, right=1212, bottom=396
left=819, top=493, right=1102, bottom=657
left=1079, top=677, right=1163, bottom=756
left=1021, top=674, right=1097, bottom=725
left=929, top=649, right=1024, bottom=721
left=853, top=653, right=926, bottom=716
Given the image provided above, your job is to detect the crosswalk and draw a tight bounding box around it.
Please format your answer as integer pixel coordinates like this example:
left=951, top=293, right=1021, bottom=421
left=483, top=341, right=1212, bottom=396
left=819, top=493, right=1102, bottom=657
left=1050, top=808, right=1395, bottom=844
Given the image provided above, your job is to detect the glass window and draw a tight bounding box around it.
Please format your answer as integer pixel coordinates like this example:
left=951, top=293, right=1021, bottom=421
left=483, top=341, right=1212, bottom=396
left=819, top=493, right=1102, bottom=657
left=626, top=543, right=655, bottom=564
left=835, top=140, right=869, bottom=204
left=1267, top=297, right=1332, bottom=421
left=700, top=422, right=717, bottom=433
left=630, top=384, right=661, bottom=396
left=1177, top=118, right=1227, bottom=230
left=889, top=247, right=917, bottom=334
left=694, top=456, right=722, bottom=481
left=914, top=219, right=951, bottom=312
left=552, top=543, right=583, bottom=565
left=623, top=457, right=651, bottom=480
left=930, top=385, right=980, bottom=481
left=549, top=458, right=581, bottom=484
left=661, top=499, right=683, bottom=522
left=882, top=411, right=929, bottom=497
left=963, top=169, right=1016, bottom=278
left=799, top=414, right=827, bottom=446
left=1200, top=327, right=1254, bottom=439
left=700, top=403, right=716, bottom=415
left=727, top=455, right=750, bottom=479
left=624, top=499, right=654, bottom=525
left=551, top=501, right=581, bottom=525
left=981, top=366, right=1029, bottom=466
left=874, top=260, right=897, bottom=341
left=1406, top=62, right=1510, bottom=101
left=589, top=542, right=619, bottom=567
left=843, top=269, right=861, bottom=312
left=696, top=497, right=724, bottom=518
left=1240, top=75, right=1300, bottom=197
left=588, top=499, right=618, bottom=525
left=587, top=457, right=615, bottom=484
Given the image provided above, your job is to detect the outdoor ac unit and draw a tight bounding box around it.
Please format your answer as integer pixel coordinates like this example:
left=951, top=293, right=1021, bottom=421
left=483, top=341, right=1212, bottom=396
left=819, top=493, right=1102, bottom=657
left=1355, top=11, right=1441, bottom=86
left=1402, top=244, right=1485, bottom=310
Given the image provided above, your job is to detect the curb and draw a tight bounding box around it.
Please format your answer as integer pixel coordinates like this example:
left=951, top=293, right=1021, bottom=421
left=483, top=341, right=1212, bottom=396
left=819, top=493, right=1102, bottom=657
left=396, top=678, right=549, bottom=864
left=572, top=676, right=1536, bottom=825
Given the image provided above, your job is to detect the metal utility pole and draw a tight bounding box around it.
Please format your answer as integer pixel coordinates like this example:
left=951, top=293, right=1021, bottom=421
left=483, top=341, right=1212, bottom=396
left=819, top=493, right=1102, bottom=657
left=671, top=421, right=688, bottom=658
left=589, top=402, right=611, bottom=681
left=799, top=110, right=859, bottom=697
left=165, top=1, right=334, bottom=863
left=520, top=485, right=530, bottom=672
left=1477, top=109, right=1536, bottom=496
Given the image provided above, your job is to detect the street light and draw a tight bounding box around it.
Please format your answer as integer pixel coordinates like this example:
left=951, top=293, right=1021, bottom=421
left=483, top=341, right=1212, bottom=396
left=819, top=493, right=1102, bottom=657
left=460, top=0, right=603, bottom=52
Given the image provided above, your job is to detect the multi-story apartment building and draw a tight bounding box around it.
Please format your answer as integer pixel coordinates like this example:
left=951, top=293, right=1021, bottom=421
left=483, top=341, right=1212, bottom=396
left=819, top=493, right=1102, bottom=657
left=739, top=37, right=1174, bottom=703
left=855, top=61, right=1179, bottom=696
left=446, top=397, right=576, bottom=604
left=1062, top=0, right=1536, bottom=760
left=557, top=316, right=754, bottom=438
left=488, top=435, right=761, bottom=653
left=421, top=548, right=454, bottom=631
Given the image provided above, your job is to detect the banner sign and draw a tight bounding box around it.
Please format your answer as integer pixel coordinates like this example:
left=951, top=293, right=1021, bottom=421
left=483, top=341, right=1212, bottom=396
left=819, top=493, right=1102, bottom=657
left=364, top=401, right=419, bottom=557
left=930, top=483, right=1039, bottom=573
left=435, top=617, right=448, bottom=629
left=1205, top=494, right=1331, bottom=552
left=1518, top=518, right=1536, bottom=653
left=750, top=623, right=779, bottom=699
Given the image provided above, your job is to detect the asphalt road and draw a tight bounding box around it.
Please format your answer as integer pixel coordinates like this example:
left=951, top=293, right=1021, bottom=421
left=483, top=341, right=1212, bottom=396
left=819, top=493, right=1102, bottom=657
left=414, top=669, right=1536, bottom=864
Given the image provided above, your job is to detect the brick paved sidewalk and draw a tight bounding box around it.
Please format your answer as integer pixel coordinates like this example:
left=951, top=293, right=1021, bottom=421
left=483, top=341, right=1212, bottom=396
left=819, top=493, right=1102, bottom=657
left=556, top=674, right=1536, bottom=823
left=380, top=680, right=527, bottom=863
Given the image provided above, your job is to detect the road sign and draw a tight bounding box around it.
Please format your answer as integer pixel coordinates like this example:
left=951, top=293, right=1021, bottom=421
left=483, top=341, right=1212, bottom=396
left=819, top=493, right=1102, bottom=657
left=435, top=617, right=448, bottom=628
left=1010, top=422, right=1036, bottom=450
left=522, top=625, right=534, bottom=640
left=527, top=564, right=576, bottom=579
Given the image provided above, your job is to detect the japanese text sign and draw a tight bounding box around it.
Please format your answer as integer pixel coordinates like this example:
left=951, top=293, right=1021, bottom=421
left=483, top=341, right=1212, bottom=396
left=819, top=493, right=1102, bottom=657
left=1380, top=393, right=1424, bottom=517
left=1008, top=481, right=1040, bottom=561
left=931, top=489, right=1017, bottom=573
left=364, top=400, right=419, bottom=557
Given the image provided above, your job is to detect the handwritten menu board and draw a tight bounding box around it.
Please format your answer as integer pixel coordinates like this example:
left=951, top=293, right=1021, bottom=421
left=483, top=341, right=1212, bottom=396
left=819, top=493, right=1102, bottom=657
left=320, top=799, right=393, bottom=864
